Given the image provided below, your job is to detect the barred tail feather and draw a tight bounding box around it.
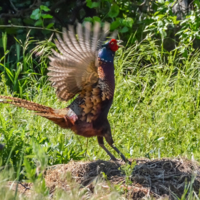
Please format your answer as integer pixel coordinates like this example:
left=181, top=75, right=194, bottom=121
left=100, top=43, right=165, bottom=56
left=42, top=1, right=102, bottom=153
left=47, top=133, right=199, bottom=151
left=0, top=96, right=75, bottom=128
left=0, top=95, right=53, bottom=113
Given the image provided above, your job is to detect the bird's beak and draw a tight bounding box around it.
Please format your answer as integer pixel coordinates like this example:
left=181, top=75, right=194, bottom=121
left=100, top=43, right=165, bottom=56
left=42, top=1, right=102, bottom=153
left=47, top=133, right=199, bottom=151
left=117, top=40, right=124, bottom=47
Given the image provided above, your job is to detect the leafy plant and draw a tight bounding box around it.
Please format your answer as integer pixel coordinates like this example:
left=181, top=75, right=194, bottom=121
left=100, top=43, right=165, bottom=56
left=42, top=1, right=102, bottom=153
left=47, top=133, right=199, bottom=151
left=30, top=5, right=54, bottom=28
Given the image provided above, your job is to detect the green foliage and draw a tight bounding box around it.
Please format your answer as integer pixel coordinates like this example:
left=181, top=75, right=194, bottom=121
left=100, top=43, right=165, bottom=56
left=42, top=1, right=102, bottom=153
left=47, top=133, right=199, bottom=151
left=85, top=0, right=135, bottom=36
left=176, top=2, right=200, bottom=53
left=0, top=31, right=55, bottom=96
left=30, top=5, right=53, bottom=28
left=120, top=161, right=136, bottom=185
left=82, top=0, right=200, bottom=49
left=1, top=35, right=200, bottom=166
left=1, top=35, right=200, bottom=198
left=2, top=0, right=200, bottom=198
left=86, top=0, right=100, bottom=8
left=108, top=4, right=119, bottom=18
left=1, top=0, right=200, bottom=52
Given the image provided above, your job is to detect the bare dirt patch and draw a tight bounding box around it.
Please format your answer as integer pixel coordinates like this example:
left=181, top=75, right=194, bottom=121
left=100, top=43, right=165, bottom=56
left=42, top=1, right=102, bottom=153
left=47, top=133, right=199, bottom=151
left=7, top=158, right=200, bottom=199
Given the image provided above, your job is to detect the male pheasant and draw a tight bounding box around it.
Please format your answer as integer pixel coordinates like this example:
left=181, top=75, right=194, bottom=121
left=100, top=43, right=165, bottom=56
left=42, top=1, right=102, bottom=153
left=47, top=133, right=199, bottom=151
left=0, top=22, right=129, bottom=163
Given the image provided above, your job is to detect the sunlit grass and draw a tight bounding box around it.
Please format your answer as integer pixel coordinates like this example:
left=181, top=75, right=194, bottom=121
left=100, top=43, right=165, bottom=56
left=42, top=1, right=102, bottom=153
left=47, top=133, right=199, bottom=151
left=1, top=36, right=200, bottom=198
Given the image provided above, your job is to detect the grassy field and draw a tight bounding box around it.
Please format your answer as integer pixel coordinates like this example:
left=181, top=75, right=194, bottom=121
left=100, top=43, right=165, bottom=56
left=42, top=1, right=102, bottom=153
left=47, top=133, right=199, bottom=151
left=1, top=37, right=200, bottom=199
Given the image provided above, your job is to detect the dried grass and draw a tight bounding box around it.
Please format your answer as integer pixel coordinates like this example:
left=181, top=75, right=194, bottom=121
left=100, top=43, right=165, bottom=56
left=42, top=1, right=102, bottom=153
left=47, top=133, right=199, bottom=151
left=7, top=158, right=200, bottom=199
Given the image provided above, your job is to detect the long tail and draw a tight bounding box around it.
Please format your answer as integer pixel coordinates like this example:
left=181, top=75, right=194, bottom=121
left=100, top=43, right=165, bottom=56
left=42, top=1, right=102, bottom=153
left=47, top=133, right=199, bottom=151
left=0, top=95, right=75, bottom=128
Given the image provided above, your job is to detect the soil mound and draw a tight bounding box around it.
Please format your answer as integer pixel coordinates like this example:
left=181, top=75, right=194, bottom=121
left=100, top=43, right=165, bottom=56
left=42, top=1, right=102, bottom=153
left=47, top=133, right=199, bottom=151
left=8, top=158, right=200, bottom=199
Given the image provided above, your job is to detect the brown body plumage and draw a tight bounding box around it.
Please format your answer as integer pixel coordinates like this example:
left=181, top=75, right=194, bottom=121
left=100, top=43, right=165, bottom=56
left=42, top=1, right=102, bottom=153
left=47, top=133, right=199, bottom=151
left=0, top=22, right=129, bottom=163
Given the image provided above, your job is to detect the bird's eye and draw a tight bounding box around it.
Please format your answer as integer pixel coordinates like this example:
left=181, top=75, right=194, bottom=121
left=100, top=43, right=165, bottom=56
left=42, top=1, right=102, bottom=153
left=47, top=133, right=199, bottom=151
left=111, top=42, right=114, bottom=44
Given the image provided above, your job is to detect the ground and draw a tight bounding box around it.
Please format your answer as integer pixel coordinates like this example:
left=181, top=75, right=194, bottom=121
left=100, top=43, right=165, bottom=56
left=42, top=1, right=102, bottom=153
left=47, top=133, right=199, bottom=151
left=6, top=158, right=200, bottom=199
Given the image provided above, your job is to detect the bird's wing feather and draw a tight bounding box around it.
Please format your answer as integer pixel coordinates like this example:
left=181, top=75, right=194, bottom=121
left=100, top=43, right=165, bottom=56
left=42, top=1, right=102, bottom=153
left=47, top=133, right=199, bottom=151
left=48, top=22, right=110, bottom=101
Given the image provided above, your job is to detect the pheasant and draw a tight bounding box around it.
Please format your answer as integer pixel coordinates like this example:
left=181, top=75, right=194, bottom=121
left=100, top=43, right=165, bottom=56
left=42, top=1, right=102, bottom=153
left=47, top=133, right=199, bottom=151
left=0, top=22, right=129, bottom=163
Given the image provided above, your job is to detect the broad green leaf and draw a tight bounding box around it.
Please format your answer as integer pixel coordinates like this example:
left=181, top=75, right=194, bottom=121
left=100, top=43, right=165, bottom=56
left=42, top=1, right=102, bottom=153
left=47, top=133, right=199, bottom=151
left=30, top=8, right=40, bottom=20
left=93, top=16, right=101, bottom=22
left=92, top=2, right=100, bottom=8
left=86, top=0, right=92, bottom=8
left=119, top=26, right=129, bottom=33
left=86, top=0, right=100, bottom=8
left=170, top=16, right=180, bottom=25
left=122, top=18, right=134, bottom=28
left=47, top=23, right=54, bottom=29
left=40, top=5, right=50, bottom=12
left=108, top=4, right=119, bottom=18
left=41, top=14, right=53, bottom=19
left=34, top=19, right=43, bottom=27
left=84, top=17, right=93, bottom=22
left=110, top=18, right=122, bottom=30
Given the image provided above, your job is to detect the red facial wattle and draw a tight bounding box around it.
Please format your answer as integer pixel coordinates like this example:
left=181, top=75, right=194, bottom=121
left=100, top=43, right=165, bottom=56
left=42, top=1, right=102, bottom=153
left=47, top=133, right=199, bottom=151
left=109, top=39, right=119, bottom=52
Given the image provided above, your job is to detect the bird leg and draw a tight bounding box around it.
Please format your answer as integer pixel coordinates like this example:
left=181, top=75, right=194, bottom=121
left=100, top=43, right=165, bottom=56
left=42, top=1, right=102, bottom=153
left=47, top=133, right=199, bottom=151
left=104, top=133, right=131, bottom=165
left=97, top=136, right=117, bottom=161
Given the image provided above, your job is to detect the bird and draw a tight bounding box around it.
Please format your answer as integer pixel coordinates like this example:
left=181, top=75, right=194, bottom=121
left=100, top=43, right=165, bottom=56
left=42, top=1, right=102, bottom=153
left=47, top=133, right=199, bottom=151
left=0, top=22, right=130, bottom=163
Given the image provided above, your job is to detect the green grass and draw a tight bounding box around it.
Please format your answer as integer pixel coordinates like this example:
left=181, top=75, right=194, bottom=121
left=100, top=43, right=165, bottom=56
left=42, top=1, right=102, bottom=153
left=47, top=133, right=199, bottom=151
left=1, top=37, right=200, bottom=198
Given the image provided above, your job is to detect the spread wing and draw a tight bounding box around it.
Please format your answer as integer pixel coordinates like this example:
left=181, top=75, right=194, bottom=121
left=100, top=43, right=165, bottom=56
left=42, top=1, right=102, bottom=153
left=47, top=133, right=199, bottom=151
left=48, top=22, right=110, bottom=101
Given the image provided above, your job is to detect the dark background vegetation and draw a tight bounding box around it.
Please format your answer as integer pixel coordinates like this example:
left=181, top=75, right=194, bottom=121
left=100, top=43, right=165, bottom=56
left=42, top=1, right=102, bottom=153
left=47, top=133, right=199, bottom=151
left=0, top=0, right=196, bottom=43
left=0, top=0, right=199, bottom=94
left=1, top=2, right=200, bottom=198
